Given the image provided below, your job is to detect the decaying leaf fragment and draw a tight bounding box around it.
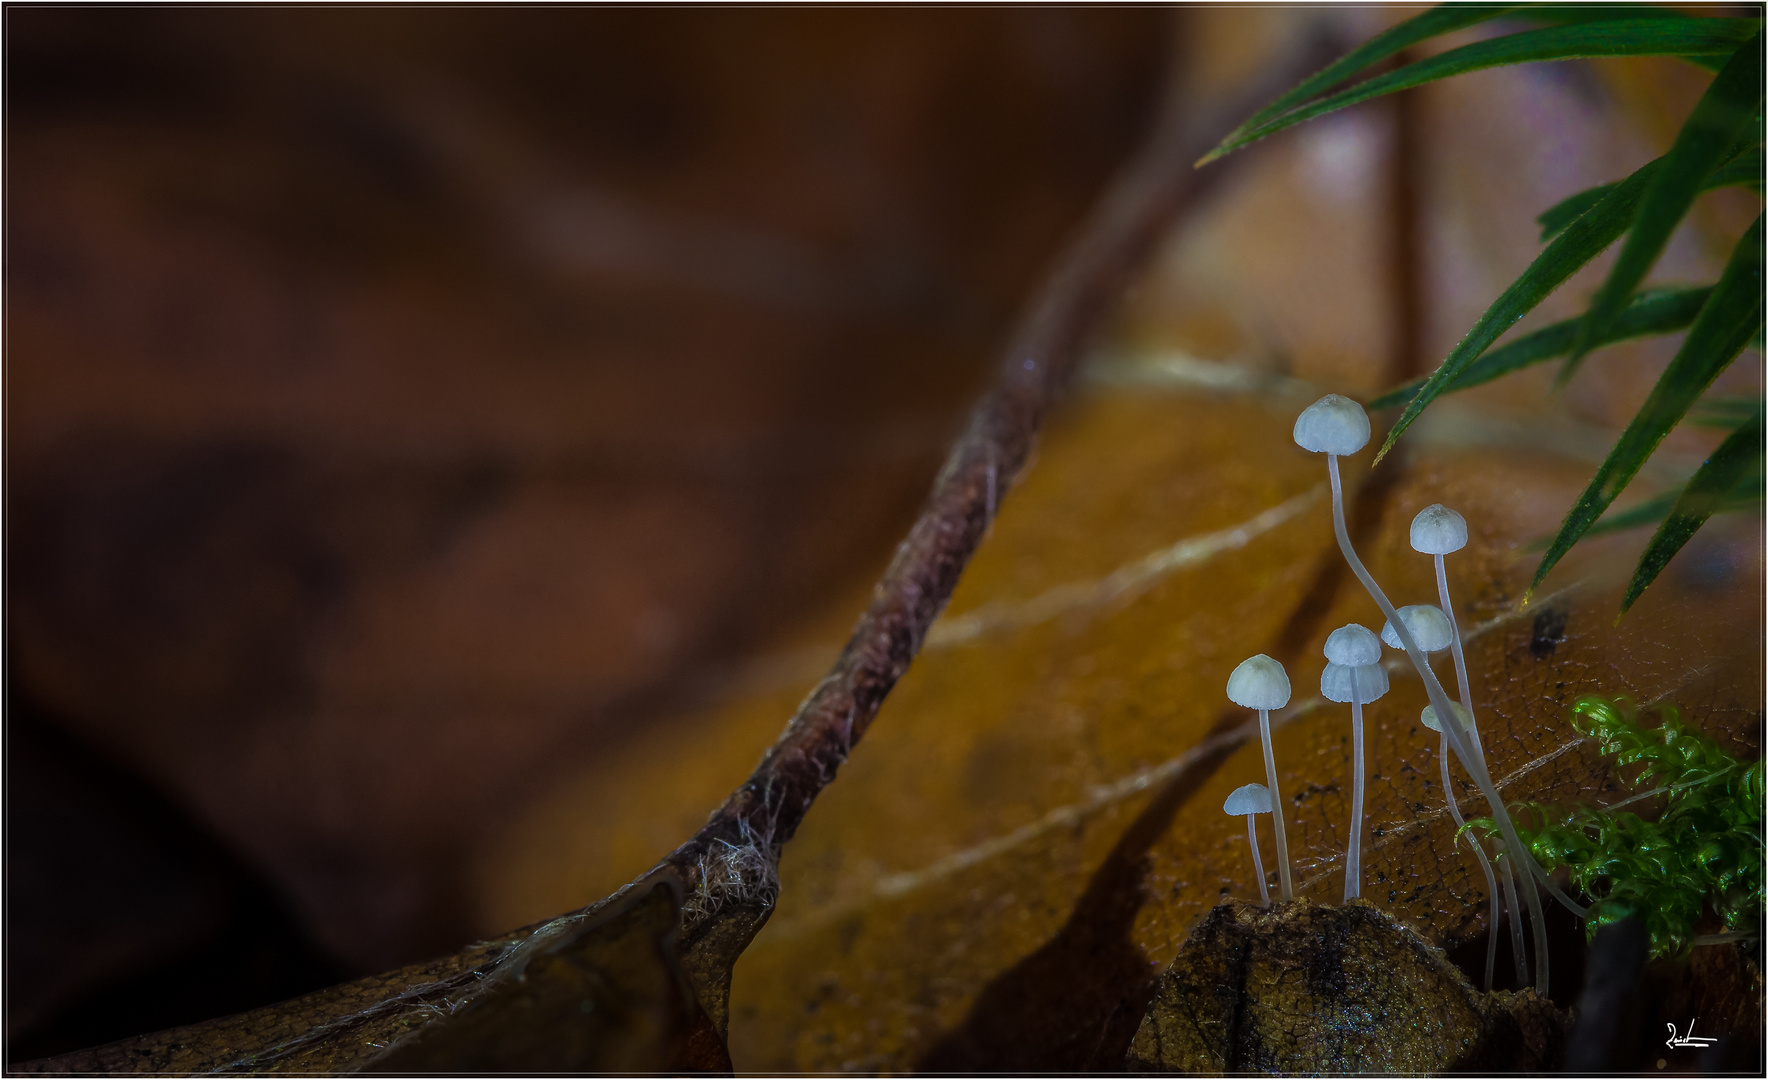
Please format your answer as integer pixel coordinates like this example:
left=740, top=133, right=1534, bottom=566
left=1128, top=900, right=1566, bottom=1074
left=364, top=877, right=727, bottom=1073
left=16, top=875, right=725, bottom=1075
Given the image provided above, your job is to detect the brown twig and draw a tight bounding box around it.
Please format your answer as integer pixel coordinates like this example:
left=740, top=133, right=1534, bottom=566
left=662, top=23, right=1346, bottom=930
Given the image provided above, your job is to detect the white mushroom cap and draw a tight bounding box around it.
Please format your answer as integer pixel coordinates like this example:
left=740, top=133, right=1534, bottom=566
left=1293, top=394, right=1372, bottom=455
left=1227, top=654, right=1292, bottom=710
left=1223, top=782, right=1273, bottom=816
left=1381, top=604, right=1454, bottom=653
left=1320, top=661, right=1390, bottom=704
left=1410, top=504, right=1468, bottom=555
left=1420, top=702, right=1473, bottom=733
left=1323, top=623, right=1382, bottom=666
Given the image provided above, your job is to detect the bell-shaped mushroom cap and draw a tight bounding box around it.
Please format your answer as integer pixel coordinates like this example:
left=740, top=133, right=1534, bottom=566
left=1293, top=394, right=1372, bottom=455
left=1411, top=503, right=1468, bottom=554
left=1227, top=654, right=1291, bottom=710
left=1381, top=604, right=1454, bottom=653
left=1420, top=701, right=1473, bottom=733
left=1223, top=782, right=1273, bottom=816
left=1320, top=661, right=1390, bottom=704
left=1323, top=622, right=1382, bottom=666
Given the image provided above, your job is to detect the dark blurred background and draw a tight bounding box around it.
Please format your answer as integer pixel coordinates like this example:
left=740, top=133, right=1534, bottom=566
left=5, top=7, right=1170, bottom=1058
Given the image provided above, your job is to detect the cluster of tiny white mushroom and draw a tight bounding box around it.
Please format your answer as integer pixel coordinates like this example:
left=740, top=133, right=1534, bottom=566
left=1219, top=393, right=1572, bottom=995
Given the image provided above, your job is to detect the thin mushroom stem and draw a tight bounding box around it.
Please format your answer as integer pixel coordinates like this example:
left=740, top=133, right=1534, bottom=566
left=1434, top=552, right=1483, bottom=760
left=1434, top=549, right=1503, bottom=987
left=1486, top=836, right=1502, bottom=992
left=1500, top=851, right=1529, bottom=988
left=1326, top=454, right=1565, bottom=994
left=1259, top=708, right=1295, bottom=901
left=1248, top=815, right=1270, bottom=907
left=1346, top=695, right=1366, bottom=902
left=1439, top=729, right=1502, bottom=991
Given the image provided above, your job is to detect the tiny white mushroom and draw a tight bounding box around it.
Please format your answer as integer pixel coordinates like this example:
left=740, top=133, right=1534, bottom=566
left=1293, top=393, right=1372, bottom=455
left=1297, top=397, right=1563, bottom=995
left=1323, top=622, right=1383, bottom=666
left=1227, top=655, right=1294, bottom=901
left=1419, top=701, right=1472, bottom=732
left=1380, top=604, right=1453, bottom=654
left=1227, top=654, right=1291, bottom=710
left=1321, top=622, right=1388, bottom=902
left=1412, top=503, right=1513, bottom=989
left=1410, top=504, right=1481, bottom=758
left=1410, top=503, right=1468, bottom=555
left=1319, top=661, right=1391, bottom=704
left=1223, top=782, right=1274, bottom=816
left=1224, top=782, right=1274, bottom=907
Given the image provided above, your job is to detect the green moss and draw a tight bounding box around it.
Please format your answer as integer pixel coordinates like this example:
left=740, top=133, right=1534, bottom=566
left=1467, top=696, right=1763, bottom=959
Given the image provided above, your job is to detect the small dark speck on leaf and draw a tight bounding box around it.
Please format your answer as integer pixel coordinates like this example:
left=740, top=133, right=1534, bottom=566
left=1530, top=607, right=1568, bottom=657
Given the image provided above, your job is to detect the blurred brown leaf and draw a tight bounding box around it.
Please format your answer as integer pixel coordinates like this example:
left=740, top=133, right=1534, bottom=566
left=6, top=4, right=1168, bottom=1001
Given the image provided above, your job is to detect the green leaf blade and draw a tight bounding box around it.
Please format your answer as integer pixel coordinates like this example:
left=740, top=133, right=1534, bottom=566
left=1538, top=182, right=1621, bottom=242
left=1545, top=443, right=1758, bottom=547
left=1575, top=489, right=1682, bottom=542
left=1567, top=33, right=1765, bottom=378
left=1704, top=145, right=1766, bottom=193
left=1532, top=213, right=1766, bottom=597
left=1376, top=154, right=1665, bottom=458
left=1622, top=409, right=1765, bottom=611
left=1691, top=395, right=1764, bottom=429
left=1212, top=18, right=1761, bottom=161
left=1202, top=2, right=1526, bottom=166
left=1368, top=286, right=1711, bottom=410
left=1540, top=143, right=1762, bottom=245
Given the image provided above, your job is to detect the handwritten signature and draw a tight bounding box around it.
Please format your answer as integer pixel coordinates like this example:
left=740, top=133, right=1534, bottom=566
left=1666, top=1019, right=1718, bottom=1049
